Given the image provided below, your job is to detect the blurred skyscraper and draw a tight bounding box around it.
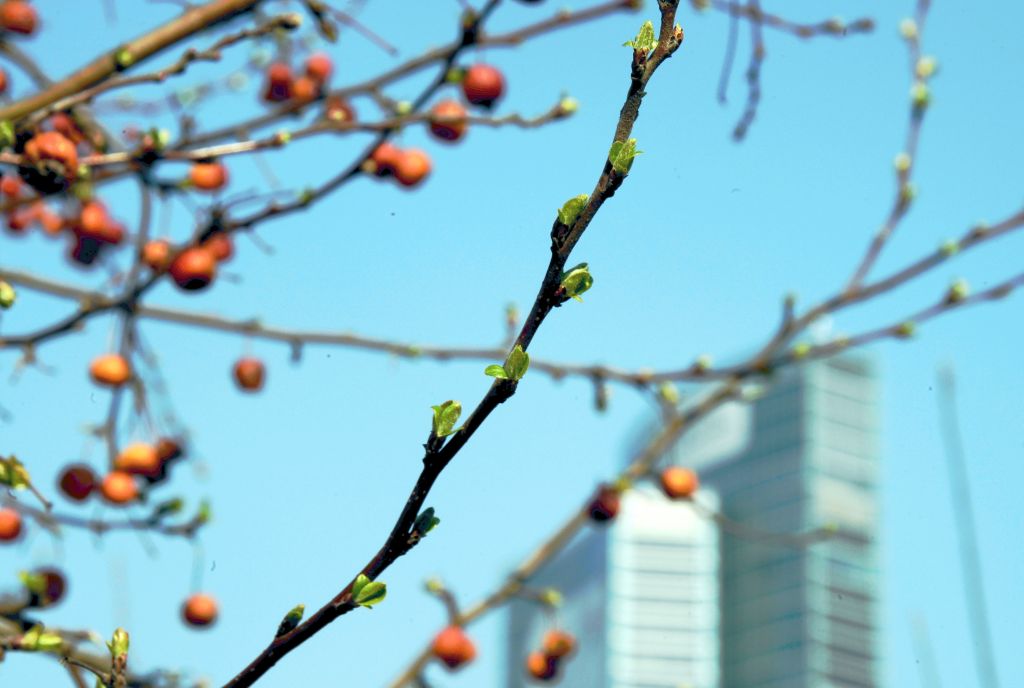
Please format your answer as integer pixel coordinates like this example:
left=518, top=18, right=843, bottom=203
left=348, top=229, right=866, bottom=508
left=505, top=357, right=880, bottom=688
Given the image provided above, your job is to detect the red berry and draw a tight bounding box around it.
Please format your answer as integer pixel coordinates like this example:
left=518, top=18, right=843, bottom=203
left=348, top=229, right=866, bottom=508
left=169, top=247, right=217, bottom=291
left=182, top=592, right=219, bottom=628
left=27, top=568, right=66, bottom=608
left=155, top=437, right=184, bottom=462
left=0, top=508, right=22, bottom=542
left=58, top=464, right=97, bottom=502
left=263, top=62, right=293, bottom=103
left=0, top=68, right=7, bottom=95
left=324, top=95, right=355, bottom=124
left=432, top=626, right=476, bottom=670
left=0, top=1, right=38, bottom=35
left=462, top=64, right=505, bottom=108
left=587, top=484, right=620, bottom=523
left=1, top=175, right=22, bottom=197
left=394, top=149, right=432, bottom=188
left=429, top=100, right=468, bottom=143
left=233, top=357, right=265, bottom=392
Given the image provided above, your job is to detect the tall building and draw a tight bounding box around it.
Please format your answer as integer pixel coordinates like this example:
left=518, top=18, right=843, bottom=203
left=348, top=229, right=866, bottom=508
left=505, top=487, right=721, bottom=688
left=505, top=357, right=880, bottom=688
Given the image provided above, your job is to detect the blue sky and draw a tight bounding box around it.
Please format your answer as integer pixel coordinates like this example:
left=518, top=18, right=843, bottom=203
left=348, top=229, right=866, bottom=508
left=1, top=1, right=1022, bottom=686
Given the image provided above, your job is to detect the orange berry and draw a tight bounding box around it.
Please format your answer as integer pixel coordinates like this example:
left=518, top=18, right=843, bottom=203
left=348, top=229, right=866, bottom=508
left=0, top=68, right=7, bottom=95
left=541, top=629, right=576, bottom=659
left=169, top=246, right=217, bottom=291
left=0, top=1, right=38, bottom=35
left=190, top=161, right=228, bottom=192
left=462, top=64, right=505, bottom=108
left=89, top=353, right=131, bottom=387
left=0, top=508, right=22, bottom=542
left=24, top=131, right=77, bottom=178
left=115, top=442, right=161, bottom=478
left=432, top=626, right=476, bottom=670
left=525, top=651, right=558, bottom=682
left=233, top=357, right=265, bottom=392
left=394, top=149, right=431, bottom=188
left=58, top=464, right=97, bottom=502
left=182, top=592, right=219, bottom=628
left=78, top=200, right=108, bottom=236
left=1, top=175, right=22, bottom=197
left=304, top=52, right=333, bottom=84
left=429, top=100, right=468, bottom=143
left=659, top=466, right=699, bottom=500
left=368, top=143, right=401, bottom=177
left=100, top=471, right=138, bottom=505
left=290, top=75, right=320, bottom=104
left=141, top=238, right=172, bottom=272
left=38, top=207, right=63, bottom=235
left=202, top=233, right=234, bottom=263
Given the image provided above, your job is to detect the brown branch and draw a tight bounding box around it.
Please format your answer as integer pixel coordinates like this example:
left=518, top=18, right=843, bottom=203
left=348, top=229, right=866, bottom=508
left=219, top=4, right=684, bottom=687
left=0, top=0, right=267, bottom=124
left=26, top=12, right=303, bottom=127
left=846, top=0, right=933, bottom=289
left=4, top=497, right=208, bottom=539
left=175, top=0, right=639, bottom=150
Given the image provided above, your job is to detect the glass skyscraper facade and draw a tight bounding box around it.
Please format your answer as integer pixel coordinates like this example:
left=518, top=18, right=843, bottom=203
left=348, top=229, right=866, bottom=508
left=506, top=357, right=880, bottom=688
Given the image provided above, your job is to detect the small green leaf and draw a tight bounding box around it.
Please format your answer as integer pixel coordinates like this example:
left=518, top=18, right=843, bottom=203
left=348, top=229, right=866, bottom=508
left=947, top=278, right=969, bottom=303
left=0, top=280, right=15, bottom=309
left=0, top=455, right=30, bottom=489
left=114, top=47, right=135, bottom=69
left=557, top=194, right=589, bottom=227
left=608, top=138, right=642, bottom=175
left=196, top=500, right=212, bottom=524
left=895, top=321, right=916, bottom=338
left=0, top=120, right=14, bottom=148
left=150, top=498, right=183, bottom=520
left=560, top=263, right=594, bottom=302
left=352, top=573, right=371, bottom=598
left=354, top=578, right=387, bottom=608
left=485, top=364, right=509, bottom=380
left=623, top=20, right=658, bottom=52
left=108, top=628, right=129, bottom=659
left=505, top=344, right=530, bottom=381
left=414, top=507, right=441, bottom=536
left=35, top=632, right=64, bottom=652
left=540, top=588, right=563, bottom=608
left=431, top=401, right=462, bottom=438
left=276, top=604, right=305, bottom=637
left=20, top=625, right=62, bottom=652
left=657, top=382, right=680, bottom=405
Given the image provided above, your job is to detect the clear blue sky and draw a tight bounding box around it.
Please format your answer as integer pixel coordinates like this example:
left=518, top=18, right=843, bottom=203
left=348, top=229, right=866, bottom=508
left=2, top=1, right=1022, bottom=686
